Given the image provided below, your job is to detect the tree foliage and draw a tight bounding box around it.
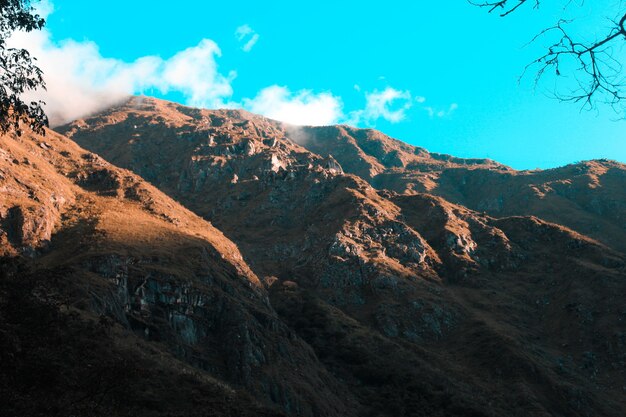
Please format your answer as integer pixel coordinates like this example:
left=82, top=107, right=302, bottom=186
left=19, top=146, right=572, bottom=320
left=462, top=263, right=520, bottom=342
left=0, top=0, right=48, bottom=136
left=471, top=0, right=626, bottom=113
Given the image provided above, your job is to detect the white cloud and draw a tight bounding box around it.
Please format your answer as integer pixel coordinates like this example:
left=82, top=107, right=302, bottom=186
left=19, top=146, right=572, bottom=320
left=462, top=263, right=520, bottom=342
left=348, top=87, right=413, bottom=125
left=158, top=39, right=235, bottom=108
left=424, top=102, right=458, bottom=118
left=8, top=28, right=235, bottom=125
left=235, top=24, right=259, bottom=52
left=243, top=34, right=259, bottom=52
left=7, top=2, right=454, bottom=129
left=243, top=85, right=343, bottom=126
left=235, top=24, right=253, bottom=38
left=366, top=87, right=412, bottom=122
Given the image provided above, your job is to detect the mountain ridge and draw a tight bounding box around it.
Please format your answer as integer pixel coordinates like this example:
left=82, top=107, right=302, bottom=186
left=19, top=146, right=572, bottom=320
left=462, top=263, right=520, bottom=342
left=58, top=96, right=626, bottom=254
left=1, top=95, right=625, bottom=416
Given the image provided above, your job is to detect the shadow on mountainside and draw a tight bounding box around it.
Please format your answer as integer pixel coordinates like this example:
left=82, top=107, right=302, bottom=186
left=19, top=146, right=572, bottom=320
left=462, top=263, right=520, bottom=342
left=0, top=258, right=286, bottom=417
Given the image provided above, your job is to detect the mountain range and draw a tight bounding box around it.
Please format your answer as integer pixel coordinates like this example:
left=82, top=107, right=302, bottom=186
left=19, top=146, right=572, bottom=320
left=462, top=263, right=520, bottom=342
left=1, top=96, right=625, bottom=417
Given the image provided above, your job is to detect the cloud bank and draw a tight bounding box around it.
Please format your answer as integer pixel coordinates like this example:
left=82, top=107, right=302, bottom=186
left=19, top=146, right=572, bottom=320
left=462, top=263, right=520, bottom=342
left=7, top=2, right=456, bottom=128
left=243, top=86, right=343, bottom=126
left=8, top=28, right=235, bottom=125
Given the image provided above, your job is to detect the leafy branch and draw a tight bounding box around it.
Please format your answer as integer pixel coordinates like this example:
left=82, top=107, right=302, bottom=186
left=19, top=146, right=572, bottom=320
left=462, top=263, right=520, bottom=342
left=0, top=0, right=48, bottom=136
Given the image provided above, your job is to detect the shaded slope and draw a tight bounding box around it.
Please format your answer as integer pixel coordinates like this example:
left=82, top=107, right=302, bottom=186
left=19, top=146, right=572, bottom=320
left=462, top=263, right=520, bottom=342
left=0, top=258, right=286, bottom=417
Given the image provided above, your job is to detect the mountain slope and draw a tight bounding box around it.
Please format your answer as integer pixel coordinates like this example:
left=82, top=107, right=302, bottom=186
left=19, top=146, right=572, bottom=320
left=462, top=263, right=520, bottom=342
left=0, top=128, right=358, bottom=417
left=55, top=96, right=626, bottom=417
left=277, top=126, right=626, bottom=254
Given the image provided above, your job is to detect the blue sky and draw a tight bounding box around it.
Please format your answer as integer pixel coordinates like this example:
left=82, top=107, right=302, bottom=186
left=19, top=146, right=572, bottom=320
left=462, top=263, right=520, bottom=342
left=19, top=0, right=626, bottom=169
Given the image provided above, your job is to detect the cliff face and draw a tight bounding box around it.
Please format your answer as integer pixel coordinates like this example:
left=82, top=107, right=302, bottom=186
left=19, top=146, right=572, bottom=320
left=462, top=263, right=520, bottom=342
left=45, top=96, right=626, bottom=416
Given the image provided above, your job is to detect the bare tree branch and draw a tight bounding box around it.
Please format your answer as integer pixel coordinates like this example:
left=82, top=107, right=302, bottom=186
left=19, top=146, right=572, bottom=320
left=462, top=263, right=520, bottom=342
left=471, top=0, right=626, bottom=113
left=468, top=0, right=540, bottom=17
left=524, top=13, right=626, bottom=110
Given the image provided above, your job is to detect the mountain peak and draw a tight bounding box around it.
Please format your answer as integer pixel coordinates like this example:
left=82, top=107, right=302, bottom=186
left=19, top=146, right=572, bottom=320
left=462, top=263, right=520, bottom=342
left=4, top=97, right=625, bottom=417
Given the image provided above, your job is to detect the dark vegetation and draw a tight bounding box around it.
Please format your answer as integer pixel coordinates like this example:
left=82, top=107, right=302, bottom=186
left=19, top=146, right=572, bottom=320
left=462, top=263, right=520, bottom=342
left=271, top=287, right=493, bottom=417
